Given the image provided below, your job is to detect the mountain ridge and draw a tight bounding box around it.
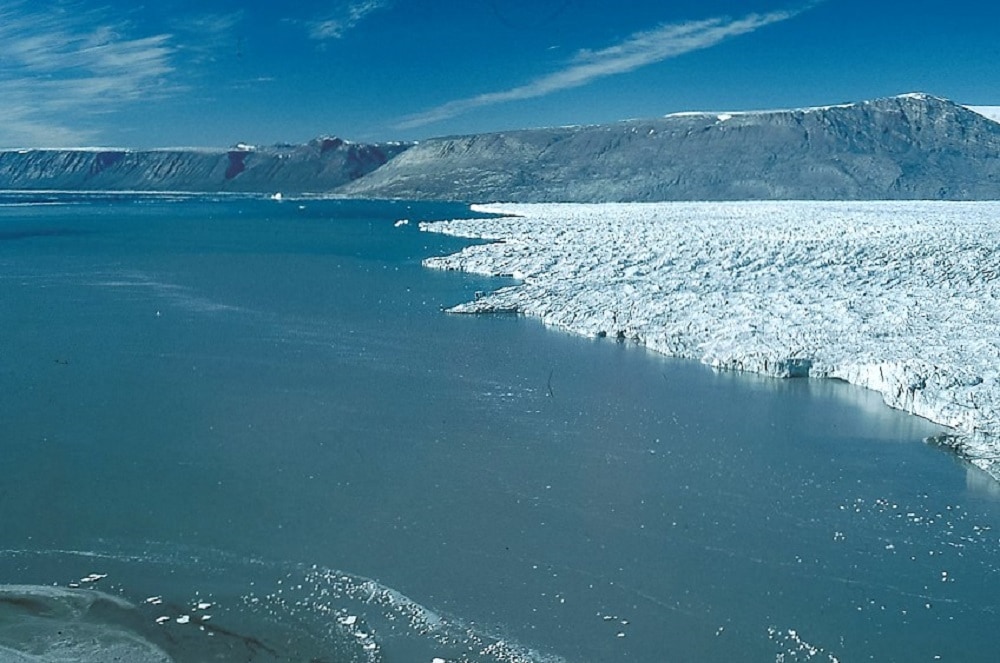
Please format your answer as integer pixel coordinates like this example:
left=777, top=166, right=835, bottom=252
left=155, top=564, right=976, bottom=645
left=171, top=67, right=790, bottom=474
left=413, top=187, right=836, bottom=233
left=0, top=137, right=410, bottom=193
left=339, top=93, right=1000, bottom=202
left=1, top=93, right=998, bottom=201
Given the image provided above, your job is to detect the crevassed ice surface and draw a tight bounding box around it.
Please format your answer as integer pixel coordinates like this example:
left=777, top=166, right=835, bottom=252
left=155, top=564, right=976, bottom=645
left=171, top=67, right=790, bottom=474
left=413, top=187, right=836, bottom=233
left=423, top=201, right=1000, bottom=478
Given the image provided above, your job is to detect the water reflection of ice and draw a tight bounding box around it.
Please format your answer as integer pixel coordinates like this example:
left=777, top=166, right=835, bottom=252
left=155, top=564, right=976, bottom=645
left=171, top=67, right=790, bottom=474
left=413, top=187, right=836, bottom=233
left=966, top=465, right=1000, bottom=499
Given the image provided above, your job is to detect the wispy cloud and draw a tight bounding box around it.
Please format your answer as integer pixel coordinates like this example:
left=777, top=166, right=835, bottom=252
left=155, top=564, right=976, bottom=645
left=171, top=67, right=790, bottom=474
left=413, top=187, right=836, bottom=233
left=396, top=3, right=820, bottom=130
left=0, top=2, right=177, bottom=147
left=306, top=0, right=391, bottom=40
left=171, top=11, right=244, bottom=64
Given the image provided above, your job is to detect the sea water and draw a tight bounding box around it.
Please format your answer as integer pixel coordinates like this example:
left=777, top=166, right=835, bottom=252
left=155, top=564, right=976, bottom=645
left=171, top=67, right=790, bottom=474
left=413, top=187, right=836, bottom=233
left=1, top=193, right=999, bottom=662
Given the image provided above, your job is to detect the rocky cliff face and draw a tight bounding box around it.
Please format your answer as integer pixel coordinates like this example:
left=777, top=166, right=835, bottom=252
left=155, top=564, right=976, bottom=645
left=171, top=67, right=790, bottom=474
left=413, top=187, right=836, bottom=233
left=2, top=95, right=998, bottom=200
left=0, top=137, right=410, bottom=193
left=339, top=94, right=1000, bottom=202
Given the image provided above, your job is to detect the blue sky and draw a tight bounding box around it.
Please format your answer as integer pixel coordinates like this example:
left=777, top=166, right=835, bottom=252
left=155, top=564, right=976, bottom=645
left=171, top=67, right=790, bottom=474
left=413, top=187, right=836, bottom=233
left=2, top=0, right=998, bottom=148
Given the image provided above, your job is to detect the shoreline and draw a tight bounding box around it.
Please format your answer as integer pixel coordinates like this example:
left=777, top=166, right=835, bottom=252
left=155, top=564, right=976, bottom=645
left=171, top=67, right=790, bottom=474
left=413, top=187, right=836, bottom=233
left=421, top=201, right=1000, bottom=479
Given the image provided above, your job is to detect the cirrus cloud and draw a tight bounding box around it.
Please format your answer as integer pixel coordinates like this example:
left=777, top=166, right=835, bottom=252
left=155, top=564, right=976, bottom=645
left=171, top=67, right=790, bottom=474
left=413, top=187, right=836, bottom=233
left=396, top=3, right=823, bottom=130
left=0, top=2, right=177, bottom=147
left=306, top=0, right=392, bottom=40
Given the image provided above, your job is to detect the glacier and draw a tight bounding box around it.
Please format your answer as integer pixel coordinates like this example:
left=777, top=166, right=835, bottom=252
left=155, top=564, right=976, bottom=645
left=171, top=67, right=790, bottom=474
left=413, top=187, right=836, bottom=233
left=422, top=201, right=1000, bottom=479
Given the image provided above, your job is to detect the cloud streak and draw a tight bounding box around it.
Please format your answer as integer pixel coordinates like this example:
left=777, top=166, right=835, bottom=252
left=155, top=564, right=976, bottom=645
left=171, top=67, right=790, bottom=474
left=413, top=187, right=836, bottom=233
left=307, top=1, right=391, bottom=40
left=396, top=3, right=819, bottom=130
left=0, top=2, right=177, bottom=147
left=171, top=11, right=244, bottom=64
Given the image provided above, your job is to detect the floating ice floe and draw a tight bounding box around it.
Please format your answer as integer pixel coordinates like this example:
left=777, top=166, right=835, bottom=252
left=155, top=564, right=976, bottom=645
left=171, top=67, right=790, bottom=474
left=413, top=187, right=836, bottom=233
left=79, top=573, right=107, bottom=583
left=422, top=201, right=1000, bottom=480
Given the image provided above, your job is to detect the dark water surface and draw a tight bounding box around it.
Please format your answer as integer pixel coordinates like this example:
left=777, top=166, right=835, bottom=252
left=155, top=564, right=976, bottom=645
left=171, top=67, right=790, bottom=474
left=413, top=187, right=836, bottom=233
left=1, top=194, right=998, bottom=662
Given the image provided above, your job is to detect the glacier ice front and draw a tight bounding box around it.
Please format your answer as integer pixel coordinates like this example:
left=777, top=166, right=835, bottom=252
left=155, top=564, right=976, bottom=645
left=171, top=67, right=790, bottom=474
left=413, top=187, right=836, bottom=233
left=422, top=201, right=1000, bottom=479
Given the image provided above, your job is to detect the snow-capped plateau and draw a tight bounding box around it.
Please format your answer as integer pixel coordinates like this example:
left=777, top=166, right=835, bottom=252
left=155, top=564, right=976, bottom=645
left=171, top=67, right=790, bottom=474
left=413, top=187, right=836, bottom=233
left=422, top=201, right=1000, bottom=479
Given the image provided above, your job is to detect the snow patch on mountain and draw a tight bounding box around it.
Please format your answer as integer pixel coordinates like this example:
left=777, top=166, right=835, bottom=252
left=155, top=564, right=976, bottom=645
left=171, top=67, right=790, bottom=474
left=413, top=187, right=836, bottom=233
left=664, top=93, right=941, bottom=120
left=965, top=106, right=1000, bottom=124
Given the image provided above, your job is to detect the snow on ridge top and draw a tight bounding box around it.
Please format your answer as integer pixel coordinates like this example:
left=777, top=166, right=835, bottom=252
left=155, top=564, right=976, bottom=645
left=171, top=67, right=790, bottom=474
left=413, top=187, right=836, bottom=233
left=424, top=201, right=1000, bottom=484
left=1, top=146, right=232, bottom=154
left=663, top=101, right=860, bottom=120
left=1, top=146, right=135, bottom=153
left=661, top=92, right=957, bottom=121
left=965, top=106, right=1000, bottom=124
left=663, top=102, right=853, bottom=119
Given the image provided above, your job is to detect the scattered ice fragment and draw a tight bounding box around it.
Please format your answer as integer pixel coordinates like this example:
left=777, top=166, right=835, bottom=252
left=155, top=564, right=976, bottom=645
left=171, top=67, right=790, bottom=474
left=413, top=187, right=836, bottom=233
left=155, top=616, right=170, bottom=625
left=176, top=615, right=191, bottom=624
left=339, top=615, right=358, bottom=626
left=145, top=596, right=163, bottom=605
left=394, top=219, right=410, bottom=227
left=196, top=601, right=213, bottom=610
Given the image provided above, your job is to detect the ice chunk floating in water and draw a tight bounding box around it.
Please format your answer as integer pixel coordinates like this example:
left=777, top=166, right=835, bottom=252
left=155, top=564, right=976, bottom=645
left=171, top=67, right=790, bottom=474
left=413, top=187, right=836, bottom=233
left=422, top=201, right=1000, bottom=480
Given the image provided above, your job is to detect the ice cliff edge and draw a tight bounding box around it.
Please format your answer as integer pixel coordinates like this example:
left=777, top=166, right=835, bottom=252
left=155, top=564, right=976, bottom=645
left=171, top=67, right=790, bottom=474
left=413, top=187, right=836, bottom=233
left=422, top=201, right=1000, bottom=480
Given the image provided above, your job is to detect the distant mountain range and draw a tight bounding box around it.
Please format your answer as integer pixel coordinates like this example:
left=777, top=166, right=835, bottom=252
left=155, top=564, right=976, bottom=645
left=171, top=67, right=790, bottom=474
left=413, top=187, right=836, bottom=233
left=0, top=137, right=409, bottom=193
left=2, top=94, right=999, bottom=201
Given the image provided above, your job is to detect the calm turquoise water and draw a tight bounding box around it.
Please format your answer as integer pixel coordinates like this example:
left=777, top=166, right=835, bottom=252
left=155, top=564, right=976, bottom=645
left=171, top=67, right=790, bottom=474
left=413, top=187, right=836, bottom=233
left=2, top=194, right=999, bottom=662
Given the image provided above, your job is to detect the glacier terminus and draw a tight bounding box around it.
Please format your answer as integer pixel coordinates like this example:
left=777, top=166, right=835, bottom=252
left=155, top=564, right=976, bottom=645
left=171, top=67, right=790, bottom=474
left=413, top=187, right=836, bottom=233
left=423, top=201, right=1000, bottom=480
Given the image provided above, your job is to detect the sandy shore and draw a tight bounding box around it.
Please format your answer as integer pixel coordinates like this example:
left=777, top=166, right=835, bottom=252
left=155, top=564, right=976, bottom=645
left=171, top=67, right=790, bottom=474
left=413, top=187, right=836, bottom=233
left=422, top=201, right=1000, bottom=479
